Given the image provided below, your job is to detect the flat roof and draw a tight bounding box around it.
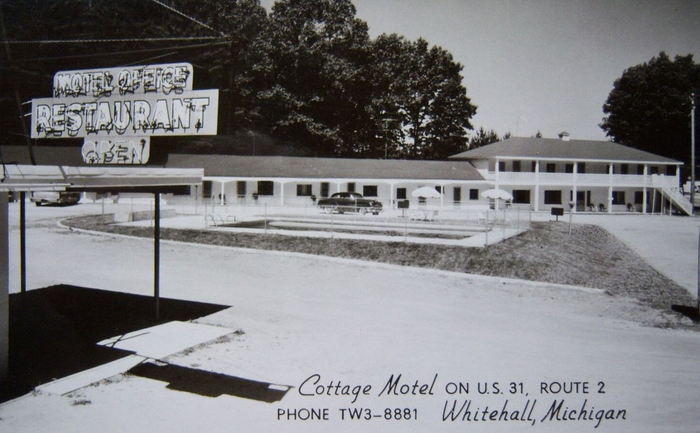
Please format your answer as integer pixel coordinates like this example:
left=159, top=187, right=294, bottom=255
left=166, top=154, right=485, bottom=181
left=449, top=137, right=681, bottom=164
left=0, top=164, right=202, bottom=192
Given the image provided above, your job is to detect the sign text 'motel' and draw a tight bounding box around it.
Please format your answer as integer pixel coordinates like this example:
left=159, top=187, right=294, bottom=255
left=31, top=63, right=218, bottom=139
left=53, top=63, right=194, bottom=97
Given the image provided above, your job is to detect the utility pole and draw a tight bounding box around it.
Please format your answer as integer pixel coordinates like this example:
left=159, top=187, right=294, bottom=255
left=692, top=93, right=696, bottom=212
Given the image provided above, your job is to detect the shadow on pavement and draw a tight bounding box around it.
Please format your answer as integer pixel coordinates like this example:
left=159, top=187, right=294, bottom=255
left=129, top=361, right=289, bottom=402
left=4, top=285, right=229, bottom=403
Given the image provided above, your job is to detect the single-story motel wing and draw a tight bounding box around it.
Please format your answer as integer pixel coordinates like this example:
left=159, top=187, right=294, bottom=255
left=1, top=133, right=690, bottom=215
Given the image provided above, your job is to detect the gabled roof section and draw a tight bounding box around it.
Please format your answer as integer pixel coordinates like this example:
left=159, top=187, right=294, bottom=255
left=166, top=154, right=485, bottom=181
left=449, top=137, right=681, bottom=164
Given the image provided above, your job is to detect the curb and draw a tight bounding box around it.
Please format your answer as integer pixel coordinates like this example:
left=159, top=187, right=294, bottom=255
left=57, top=218, right=605, bottom=296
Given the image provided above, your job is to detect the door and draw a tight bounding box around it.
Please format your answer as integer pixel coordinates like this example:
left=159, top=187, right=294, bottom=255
left=576, top=190, right=590, bottom=211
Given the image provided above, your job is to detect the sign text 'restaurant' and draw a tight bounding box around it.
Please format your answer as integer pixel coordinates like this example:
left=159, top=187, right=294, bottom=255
left=31, top=89, right=218, bottom=138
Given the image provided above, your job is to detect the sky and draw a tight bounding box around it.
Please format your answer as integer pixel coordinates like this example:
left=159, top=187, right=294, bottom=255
left=260, top=0, right=700, bottom=140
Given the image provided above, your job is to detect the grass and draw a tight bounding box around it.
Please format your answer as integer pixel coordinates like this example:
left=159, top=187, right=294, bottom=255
left=63, top=215, right=695, bottom=315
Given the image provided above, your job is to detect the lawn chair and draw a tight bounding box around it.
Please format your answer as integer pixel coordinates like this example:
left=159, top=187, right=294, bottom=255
left=208, top=214, right=236, bottom=226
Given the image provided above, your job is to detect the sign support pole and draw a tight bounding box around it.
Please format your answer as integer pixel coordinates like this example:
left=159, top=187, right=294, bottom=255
left=19, top=192, right=26, bottom=293
left=0, top=191, right=8, bottom=383
left=154, top=192, right=160, bottom=320
left=691, top=93, right=695, bottom=212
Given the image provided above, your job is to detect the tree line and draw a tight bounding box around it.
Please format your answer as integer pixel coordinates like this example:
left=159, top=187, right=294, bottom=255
left=0, top=0, right=479, bottom=160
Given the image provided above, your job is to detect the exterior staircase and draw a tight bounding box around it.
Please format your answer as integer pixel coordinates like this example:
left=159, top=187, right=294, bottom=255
left=657, top=185, right=693, bottom=216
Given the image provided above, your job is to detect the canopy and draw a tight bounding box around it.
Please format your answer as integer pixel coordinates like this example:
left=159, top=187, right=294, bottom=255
left=481, top=188, right=513, bottom=201
left=411, top=186, right=442, bottom=198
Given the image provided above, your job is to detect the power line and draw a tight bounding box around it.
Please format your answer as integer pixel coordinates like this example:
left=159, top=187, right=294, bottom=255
left=1, top=36, right=228, bottom=44
left=10, top=41, right=230, bottom=63
left=148, top=0, right=226, bottom=37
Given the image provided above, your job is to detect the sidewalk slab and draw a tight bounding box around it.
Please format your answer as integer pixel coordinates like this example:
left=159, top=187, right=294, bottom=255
left=97, top=321, right=234, bottom=360
left=35, top=355, right=145, bottom=396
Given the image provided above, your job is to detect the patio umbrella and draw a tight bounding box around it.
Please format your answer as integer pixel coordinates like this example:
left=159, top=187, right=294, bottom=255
left=480, top=188, right=513, bottom=201
left=411, top=186, right=442, bottom=198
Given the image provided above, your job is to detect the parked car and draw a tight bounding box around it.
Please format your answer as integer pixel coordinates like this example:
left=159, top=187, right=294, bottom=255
left=30, top=191, right=81, bottom=206
left=317, top=192, right=383, bottom=215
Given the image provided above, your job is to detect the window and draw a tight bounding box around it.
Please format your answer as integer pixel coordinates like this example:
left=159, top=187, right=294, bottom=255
left=321, top=182, right=329, bottom=198
left=666, top=165, right=676, bottom=176
left=606, top=164, right=613, bottom=174
left=531, top=161, right=537, bottom=172
left=172, top=185, right=190, bottom=196
left=396, top=188, right=406, bottom=200
left=565, top=164, right=574, bottom=173
left=577, top=162, right=586, bottom=173
left=296, top=184, right=313, bottom=196
left=544, top=190, right=562, bottom=205
left=236, top=181, right=246, bottom=196
left=612, top=191, right=626, bottom=205
left=649, top=166, right=659, bottom=175
left=512, top=190, right=530, bottom=204
left=634, top=191, right=644, bottom=204
left=363, top=185, right=378, bottom=197
left=469, top=188, right=479, bottom=200
left=512, top=161, right=521, bottom=172
left=257, top=181, right=274, bottom=196
left=498, top=161, right=505, bottom=172
left=203, top=181, right=212, bottom=198
left=453, top=187, right=461, bottom=203
left=546, top=163, right=556, bottom=173
left=620, top=164, right=629, bottom=174
left=347, top=182, right=356, bottom=192
left=637, top=165, right=645, bottom=175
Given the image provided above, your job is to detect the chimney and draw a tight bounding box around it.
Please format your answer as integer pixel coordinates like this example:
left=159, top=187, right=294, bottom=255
left=558, top=131, right=571, bottom=141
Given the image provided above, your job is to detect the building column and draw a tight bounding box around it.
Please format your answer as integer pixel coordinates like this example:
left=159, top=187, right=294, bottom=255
left=608, top=163, right=613, bottom=213
left=643, top=165, right=648, bottom=214
left=494, top=158, right=501, bottom=212
left=389, top=182, right=395, bottom=208
left=534, top=160, right=540, bottom=212
left=572, top=162, right=578, bottom=213
left=440, top=183, right=446, bottom=208
left=494, top=158, right=500, bottom=190
left=279, top=181, right=287, bottom=206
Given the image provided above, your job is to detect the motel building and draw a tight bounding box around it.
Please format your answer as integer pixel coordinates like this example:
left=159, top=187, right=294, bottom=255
left=165, top=133, right=689, bottom=216
left=3, top=133, right=690, bottom=216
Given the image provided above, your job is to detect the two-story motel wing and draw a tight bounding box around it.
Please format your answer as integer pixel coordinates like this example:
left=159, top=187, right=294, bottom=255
left=449, top=134, right=689, bottom=214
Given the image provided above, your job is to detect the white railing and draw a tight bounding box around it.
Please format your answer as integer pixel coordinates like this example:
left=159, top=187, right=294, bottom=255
left=491, top=171, right=675, bottom=187
left=651, top=177, right=692, bottom=215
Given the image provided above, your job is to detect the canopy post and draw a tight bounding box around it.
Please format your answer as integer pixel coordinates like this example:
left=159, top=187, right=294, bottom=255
left=154, top=192, right=160, bottom=320
left=20, top=192, right=26, bottom=293
left=0, top=191, right=8, bottom=383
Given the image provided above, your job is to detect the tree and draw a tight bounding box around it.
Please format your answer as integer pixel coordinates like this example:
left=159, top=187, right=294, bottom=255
left=601, top=52, right=700, bottom=170
left=468, top=127, right=501, bottom=149
left=0, top=0, right=269, bottom=143
left=1, top=0, right=478, bottom=160
left=257, top=0, right=372, bottom=156
left=369, top=35, right=476, bottom=159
